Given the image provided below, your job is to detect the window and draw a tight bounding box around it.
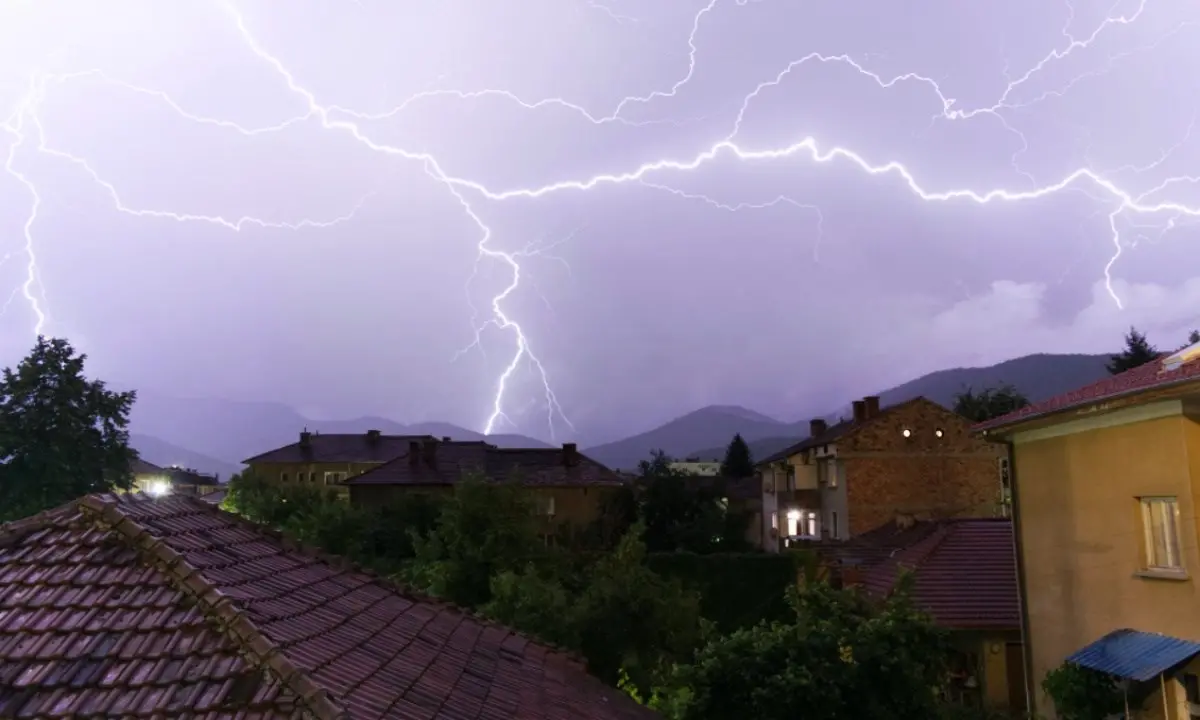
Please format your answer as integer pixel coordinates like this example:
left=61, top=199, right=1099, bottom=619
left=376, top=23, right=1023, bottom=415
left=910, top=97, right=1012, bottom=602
left=297, top=472, right=306, bottom=483
left=280, top=473, right=289, bottom=482
left=535, top=495, right=556, bottom=516
left=827, top=462, right=839, bottom=488
left=998, top=458, right=1012, bottom=518
left=1140, top=497, right=1183, bottom=571
left=786, top=509, right=818, bottom=538
left=324, top=472, right=345, bottom=485
left=831, top=511, right=839, bottom=539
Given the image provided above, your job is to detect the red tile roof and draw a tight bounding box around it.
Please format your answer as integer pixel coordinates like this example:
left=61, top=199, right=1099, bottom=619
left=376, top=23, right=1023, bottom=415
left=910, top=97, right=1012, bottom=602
left=839, top=519, right=1019, bottom=631
left=0, top=495, right=656, bottom=719
left=244, top=432, right=436, bottom=464
left=975, top=352, right=1200, bottom=433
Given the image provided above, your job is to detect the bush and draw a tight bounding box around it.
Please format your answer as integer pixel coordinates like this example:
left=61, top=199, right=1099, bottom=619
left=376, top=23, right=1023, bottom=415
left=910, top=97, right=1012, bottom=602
left=647, top=552, right=801, bottom=632
left=1042, top=662, right=1131, bottom=719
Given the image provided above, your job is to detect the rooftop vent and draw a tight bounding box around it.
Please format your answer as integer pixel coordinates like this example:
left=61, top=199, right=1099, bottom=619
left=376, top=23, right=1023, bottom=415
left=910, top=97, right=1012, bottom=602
left=1162, top=341, right=1200, bottom=372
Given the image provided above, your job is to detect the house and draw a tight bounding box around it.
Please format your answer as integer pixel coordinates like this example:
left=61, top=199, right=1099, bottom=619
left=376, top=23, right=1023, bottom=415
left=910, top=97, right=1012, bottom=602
left=691, top=475, right=764, bottom=547
left=0, top=493, right=656, bottom=719
left=756, top=395, right=1006, bottom=550
left=129, top=458, right=221, bottom=498
left=243, top=429, right=437, bottom=491
left=668, top=459, right=722, bottom=476
left=344, top=439, right=625, bottom=532
left=826, top=517, right=1026, bottom=714
left=975, top=340, right=1200, bottom=717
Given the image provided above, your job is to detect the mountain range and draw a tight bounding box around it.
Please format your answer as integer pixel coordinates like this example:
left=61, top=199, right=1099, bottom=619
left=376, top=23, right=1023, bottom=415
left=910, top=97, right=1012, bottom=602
left=127, top=352, right=1112, bottom=477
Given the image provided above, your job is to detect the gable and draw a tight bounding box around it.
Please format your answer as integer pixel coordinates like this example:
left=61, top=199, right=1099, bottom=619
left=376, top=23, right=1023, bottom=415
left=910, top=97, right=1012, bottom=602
left=839, top=398, right=995, bottom=454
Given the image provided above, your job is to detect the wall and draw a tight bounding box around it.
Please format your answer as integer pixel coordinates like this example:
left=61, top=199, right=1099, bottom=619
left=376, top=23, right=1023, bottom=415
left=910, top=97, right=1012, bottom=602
left=760, top=467, right=779, bottom=550
left=249, top=461, right=383, bottom=487
left=1012, top=402, right=1200, bottom=716
left=348, top=483, right=612, bottom=529
left=840, top=400, right=1004, bottom=535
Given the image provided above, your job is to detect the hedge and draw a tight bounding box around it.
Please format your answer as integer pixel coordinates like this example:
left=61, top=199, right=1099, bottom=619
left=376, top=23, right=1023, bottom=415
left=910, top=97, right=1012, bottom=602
left=646, top=551, right=808, bottom=632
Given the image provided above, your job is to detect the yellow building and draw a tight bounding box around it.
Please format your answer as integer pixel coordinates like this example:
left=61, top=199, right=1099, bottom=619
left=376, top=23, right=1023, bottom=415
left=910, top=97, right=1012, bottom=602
left=976, top=341, right=1200, bottom=717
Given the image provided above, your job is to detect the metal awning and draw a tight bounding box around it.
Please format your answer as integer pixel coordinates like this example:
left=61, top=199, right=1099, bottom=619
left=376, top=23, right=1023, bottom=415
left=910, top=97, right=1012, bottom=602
left=1067, top=629, right=1200, bottom=682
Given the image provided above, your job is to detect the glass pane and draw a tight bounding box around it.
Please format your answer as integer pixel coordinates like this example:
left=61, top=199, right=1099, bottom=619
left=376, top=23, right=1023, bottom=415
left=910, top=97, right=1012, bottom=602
left=1163, top=501, right=1181, bottom=567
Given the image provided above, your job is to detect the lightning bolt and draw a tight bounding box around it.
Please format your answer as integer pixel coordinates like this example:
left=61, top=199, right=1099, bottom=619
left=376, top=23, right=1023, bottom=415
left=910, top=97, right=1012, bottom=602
left=2, top=0, right=1196, bottom=442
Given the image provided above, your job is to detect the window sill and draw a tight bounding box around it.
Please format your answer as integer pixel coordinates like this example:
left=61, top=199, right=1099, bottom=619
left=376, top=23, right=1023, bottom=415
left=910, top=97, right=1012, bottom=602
left=1134, top=568, right=1190, bottom=582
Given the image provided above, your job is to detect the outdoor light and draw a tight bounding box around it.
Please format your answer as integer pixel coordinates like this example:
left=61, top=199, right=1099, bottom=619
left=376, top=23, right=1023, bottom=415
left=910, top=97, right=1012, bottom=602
left=902, top=428, right=912, bottom=438
left=786, top=509, right=801, bottom=521
left=146, top=480, right=171, bottom=497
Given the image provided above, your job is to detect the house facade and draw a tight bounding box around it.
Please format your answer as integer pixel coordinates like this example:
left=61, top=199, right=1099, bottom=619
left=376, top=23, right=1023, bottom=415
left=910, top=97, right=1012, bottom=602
left=757, top=395, right=1006, bottom=550
left=976, top=341, right=1200, bottom=717
left=243, top=429, right=435, bottom=494
left=130, top=458, right=221, bottom=498
left=829, top=517, right=1025, bottom=714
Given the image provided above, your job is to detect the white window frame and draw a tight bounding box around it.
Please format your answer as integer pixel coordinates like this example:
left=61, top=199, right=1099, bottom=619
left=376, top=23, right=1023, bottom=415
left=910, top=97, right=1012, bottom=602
left=1140, top=496, right=1183, bottom=571
left=827, top=461, right=839, bottom=488
left=536, top=495, right=556, bottom=517
left=323, top=471, right=346, bottom=486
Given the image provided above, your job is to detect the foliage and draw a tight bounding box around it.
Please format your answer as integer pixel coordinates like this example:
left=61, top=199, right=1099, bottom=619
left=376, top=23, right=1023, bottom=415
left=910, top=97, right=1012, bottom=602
left=638, top=450, right=730, bottom=553
left=669, top=575, right=951, bottom=720
left=952, top=384, right=1031, bottom=423
left=1041, top=662, right=1130, bottom=720
left=1190, top=329, right=1200, bottom=345
left=0, top=336, right=137, bottom=521
left=646, top=551, right=802, bottom=632
left=1107, top=326, right=1159, bottom=375
left=484, top=565, right=581, bottom=650
left=406, top=477, right=545, bottom=607
left=719, top=433, right=755, bottom=478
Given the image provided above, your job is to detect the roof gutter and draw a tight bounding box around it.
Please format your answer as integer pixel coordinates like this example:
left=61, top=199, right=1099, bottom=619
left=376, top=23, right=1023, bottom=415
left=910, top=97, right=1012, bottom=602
left=978, top=374, right=1200, bottom=437
left=992, top=438, right=1036, bottom=713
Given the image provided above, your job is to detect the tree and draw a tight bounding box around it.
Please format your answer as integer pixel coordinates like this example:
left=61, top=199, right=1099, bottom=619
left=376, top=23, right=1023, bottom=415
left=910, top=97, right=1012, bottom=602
left=0, top=336, right=137, bottom=521
left=638, top=451, right=727, bottom=553
left=719, top=433, right=755, bottom=478
left=1107, top=326, right=1159, bottom=375
left=669, top=576, right=950, bottom=720
left=952, top=384, right=1031, bottom=423
left=1189, top=329, right=1199, bottom=346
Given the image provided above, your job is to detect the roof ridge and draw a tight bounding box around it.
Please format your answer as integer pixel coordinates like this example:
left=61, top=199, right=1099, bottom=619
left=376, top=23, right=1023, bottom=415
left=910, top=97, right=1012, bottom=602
left=185, top=494, right=593, bottom=669
left=76, top=495, right=351, bottom=720
left=891, top=522, right=953, bottom=573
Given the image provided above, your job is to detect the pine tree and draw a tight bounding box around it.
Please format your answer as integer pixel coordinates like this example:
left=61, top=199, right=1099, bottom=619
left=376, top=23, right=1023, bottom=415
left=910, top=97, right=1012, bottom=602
left=0, top=336, right=138, bottom=521
left=1106, top=327, right=1159, bottom=375
left=1189, top=329, right=1200, bottom=346
left=952, top=384, right=1031, bottom=423
left=719, top=433, right=755, bottom=478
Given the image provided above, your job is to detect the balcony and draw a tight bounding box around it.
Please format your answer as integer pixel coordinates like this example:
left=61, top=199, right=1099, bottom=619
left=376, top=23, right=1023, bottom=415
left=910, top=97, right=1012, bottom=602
left=778, top=488, right=821, bottom=508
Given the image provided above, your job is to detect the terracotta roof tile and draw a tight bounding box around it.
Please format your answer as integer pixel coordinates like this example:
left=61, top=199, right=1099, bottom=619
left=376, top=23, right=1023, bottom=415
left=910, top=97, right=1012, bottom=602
left=244, top=433, right=436, bottom=464
left=838, top=519, right=1019, bottom=631
left=346, top=442, right=624, bottom=488
left=975, top=351, right=1200, bottom=432
left=0, top=494, right=656, bottom=719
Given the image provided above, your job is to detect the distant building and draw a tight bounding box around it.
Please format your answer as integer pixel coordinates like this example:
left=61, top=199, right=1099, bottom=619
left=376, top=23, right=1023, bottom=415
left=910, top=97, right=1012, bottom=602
left=755, top=395, right=1005, bottom=550
left=245, top=431, right=627, bottom=532
left=129, top=458, right=221, bottom=498
left=668, top=459, right=722, bottom=476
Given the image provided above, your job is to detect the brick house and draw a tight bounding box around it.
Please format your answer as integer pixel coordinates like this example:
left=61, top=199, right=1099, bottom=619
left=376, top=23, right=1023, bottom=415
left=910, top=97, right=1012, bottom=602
left=756, top=395, right=1006, bottom=549
left=826, top=517, right=1026, bottom=714
left=344, top=438, right=626, bottom=532
left=0, top=494, right=656, bottom=719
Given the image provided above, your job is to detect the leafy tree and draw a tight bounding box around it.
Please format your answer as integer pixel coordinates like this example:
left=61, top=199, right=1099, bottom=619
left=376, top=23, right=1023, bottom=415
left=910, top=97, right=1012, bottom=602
left=638, top=451, right=727, bottom=553
left=669, top=576, right=950, bottom=720
left=1189, top=329, right=1200, bottom=346
left=1107, top=326, right=1159, bottom=375
left=952, top=384, right=1031, bottom=423
left=719, top=433, right=755, bottom=478
left=0, top=336, right=137, bottom=521
left=407, top=476, right=545, bottom=607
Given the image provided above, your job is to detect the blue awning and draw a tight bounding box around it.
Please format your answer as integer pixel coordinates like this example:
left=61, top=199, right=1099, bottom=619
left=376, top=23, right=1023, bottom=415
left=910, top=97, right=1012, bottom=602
left=1067, top=629, right=1200, bottom=682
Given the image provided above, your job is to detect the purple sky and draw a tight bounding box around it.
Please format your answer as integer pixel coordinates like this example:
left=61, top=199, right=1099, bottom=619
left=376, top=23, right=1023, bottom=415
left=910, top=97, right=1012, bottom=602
left=2, top=0, right=1199, bottom=446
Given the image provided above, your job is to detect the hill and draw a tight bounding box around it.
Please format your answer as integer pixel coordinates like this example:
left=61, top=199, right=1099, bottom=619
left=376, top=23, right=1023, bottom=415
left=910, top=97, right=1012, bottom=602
left=613, top=353, right=1111, bottom=471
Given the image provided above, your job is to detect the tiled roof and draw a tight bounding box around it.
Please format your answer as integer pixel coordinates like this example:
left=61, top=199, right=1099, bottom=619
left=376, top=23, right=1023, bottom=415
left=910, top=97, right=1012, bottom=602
left=243, top=433, right=436, bottom=464
left=130, top=457, right=165, bottom=476
left=346, top=443, right=624, bottom=488
left=690, top=475, right=762, bottom=502
left=757, top=397, right=926, bottom=465
left=975, top=351, right=1200, bottom=432
left=0, top=495, right=656, bottom=719
left=839, top=519, right=1019, bottom=631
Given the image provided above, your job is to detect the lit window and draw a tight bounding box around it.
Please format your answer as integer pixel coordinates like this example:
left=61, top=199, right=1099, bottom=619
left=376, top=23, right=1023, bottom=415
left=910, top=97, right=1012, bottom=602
left=1141, top=497, right=1182, bottom=571
left=902, top=428, right=912, bottom=438
left=827, top=462, right=839, bottom=488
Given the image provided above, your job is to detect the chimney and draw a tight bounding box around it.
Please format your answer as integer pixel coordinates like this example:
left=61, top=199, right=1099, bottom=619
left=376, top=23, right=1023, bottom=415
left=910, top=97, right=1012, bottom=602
left=841, top=561, right=863, bottom=589
left=562, top=442, right=578, bottom=467
left=408, top=440, right=421, bottom=466
left=422, top=438, right=438, bottom=467
left=852, top=400, right=867, bottom=424
left=366, top=429, right=381, bottom=445
left=299, top=429, right=312, bottom=448
left=863, top=396, right=880, bottom=418
left=809, top=418, right=827, bottom=438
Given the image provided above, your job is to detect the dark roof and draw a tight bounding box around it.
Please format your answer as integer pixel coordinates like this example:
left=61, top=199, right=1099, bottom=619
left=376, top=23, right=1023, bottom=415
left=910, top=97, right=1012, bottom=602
left=757, top=397, right=929, bottom=465
left=346, top=442, right=624, bottom=488
left=130, top=457, right=165, bottom=475
left=243, top=433, right=436, bottom=464
left=1066, top=629, right=1200, bottom=682
left=840, top=518, right=1019, bottom=631
left=0, top=495, right=656, bottom=720
left=691, top=475, right=762, bottom=502
left=975, top=349, right=1200, bottom=433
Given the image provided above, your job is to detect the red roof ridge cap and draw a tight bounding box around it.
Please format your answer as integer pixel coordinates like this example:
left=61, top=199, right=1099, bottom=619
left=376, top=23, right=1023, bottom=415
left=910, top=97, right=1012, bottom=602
left=78, top=495, right=352, bottom=720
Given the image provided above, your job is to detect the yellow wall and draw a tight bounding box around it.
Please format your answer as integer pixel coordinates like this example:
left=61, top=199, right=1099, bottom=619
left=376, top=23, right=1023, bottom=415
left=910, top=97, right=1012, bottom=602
left=1012, top=403, right=1200, bottom=715
left=248, top=461, right=382, bottom=486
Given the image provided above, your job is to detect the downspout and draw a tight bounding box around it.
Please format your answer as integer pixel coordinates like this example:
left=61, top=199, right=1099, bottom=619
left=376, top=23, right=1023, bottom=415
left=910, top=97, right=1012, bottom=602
left=1002, top=439, right=1037, bottom=713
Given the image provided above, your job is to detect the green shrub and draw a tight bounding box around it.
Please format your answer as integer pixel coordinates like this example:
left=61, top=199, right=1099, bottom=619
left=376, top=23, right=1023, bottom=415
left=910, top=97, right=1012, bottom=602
left=646, top=552, right=800, bottom=632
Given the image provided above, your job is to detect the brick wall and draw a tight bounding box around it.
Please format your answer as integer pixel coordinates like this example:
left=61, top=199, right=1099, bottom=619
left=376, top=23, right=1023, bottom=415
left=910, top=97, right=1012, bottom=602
left=840, top=399, right=1004, bottom=535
